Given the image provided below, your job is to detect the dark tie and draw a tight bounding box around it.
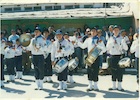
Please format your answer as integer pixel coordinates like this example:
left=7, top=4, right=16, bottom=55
left=92, top=36, right=99, bottom=44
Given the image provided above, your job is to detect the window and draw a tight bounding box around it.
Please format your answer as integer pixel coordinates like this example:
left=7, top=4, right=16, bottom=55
left=54, top=6, right=61, bottom=10
left=74, top=5, right=79, bottom=8
left=34, top=6, right=41, bottom=11
left=45, top=6, right=52, bottom=10
left=65, top=5, right=73, bottom=9
left=5, top=8, right=12, bottom=12
left=13, top=7, right=21, bottom=11
left=84, top=5, right=93, bottom=8
left=25, top=7, right=32, bottom=11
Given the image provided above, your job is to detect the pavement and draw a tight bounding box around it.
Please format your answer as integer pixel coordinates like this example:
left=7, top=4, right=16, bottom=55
left=0, top=71, right=139, bottom=100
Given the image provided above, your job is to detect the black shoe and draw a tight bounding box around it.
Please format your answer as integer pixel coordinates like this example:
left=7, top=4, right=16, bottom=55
left=48, top=80, right=53, bottom=83
left=35, top=88, right=39, bottom=90
left=57, top=88, right=61, bottom=90
left=109, top=88, right=116, bottom=90
left=117, top=88, right=124, bottom=91
left=93, top=88, right=99, bottom=91
left=86, top=88, right=93, bottom=91
left=39, top=88, right=43, bottom=90
left=1, top=86, right=4, bottom=88
left=63, top=88, right=67, bottom=90
left=11, top=80, right=15, bottom=82
left=43, top=81, right=48, bottom=83
left=7, top=80, right=11, bottom=83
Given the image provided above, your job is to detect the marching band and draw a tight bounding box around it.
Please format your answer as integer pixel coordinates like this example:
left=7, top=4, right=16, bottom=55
left=0, top=25, right=139, bottom=93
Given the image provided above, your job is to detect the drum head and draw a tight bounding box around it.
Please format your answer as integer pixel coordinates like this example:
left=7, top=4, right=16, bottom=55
left=68, top=58, right=79, bottom=71
left=68, top=59, right=75, bottom=66
left=119, top=57, right=130, bottom=68
left=54, top=58, right=68, bottom=73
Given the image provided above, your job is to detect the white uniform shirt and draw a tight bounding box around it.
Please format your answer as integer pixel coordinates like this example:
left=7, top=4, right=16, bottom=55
left=0, top=38, right=6, bottom=55
left=69, top=36, right=82, bottom=48
left=120, top=36, right=130, bottom=44
left=4, top=46, right=15, bottom=59
left=15, top=44, right=22, bottom=56
left=29, top=35, right=47, bottom=55
left=77, top=36, right=106, bottom=54
left=43, top=39, right=52, bottom=58
left=51, top=39, right=72, bottom=61
left=106, top=35, right=128, bottom=55
left=130, top=38, right=139, bottom=58
left=67, top=39, right=74, bottom=55
left=8, top=34, right=19, bottom=44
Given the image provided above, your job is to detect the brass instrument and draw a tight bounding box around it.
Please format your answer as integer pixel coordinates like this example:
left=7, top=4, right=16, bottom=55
left=19, top=34, right=31, bottom=47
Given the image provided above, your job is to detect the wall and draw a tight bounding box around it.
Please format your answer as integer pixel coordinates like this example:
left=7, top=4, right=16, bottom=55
left=1, top=16, right=134, bottom=35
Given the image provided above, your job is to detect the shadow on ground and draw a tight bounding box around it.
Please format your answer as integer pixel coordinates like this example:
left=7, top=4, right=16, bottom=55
left=1, top=87, right=25, bottom=94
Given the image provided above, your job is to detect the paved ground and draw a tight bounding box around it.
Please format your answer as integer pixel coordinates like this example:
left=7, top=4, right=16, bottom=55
left=0, top=72, right=139, bottom=100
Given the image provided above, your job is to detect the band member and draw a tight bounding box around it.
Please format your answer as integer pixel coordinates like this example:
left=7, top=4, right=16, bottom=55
left=106, top=25, right=128, bottom=91
left=43, top=29, right=53, bottom=83
left=29, top=27, right=46, bottom=90
left=8, top=29, right=19, bottom=45
left=108, top=25, right=114, bottom=39
left=64, top=32, right=75, bottom=83
left=51, top=29, right=71, bottom=90
left=15, top=39, right=23, bottom=79
left=4, top=41, right=16, bottom=82
left=22, top=31, right=31, bottom=74
left=77, top=27, right=106, bottom=91
left=130, top=33, right=139, bottom=92
left=82, top=28, right=91, bottom=67
left=0, top=31, right=7, bottom=88
left=97, top=29, right=106, bottom=69
left=69, top=31, right=84, bottom=70
left=48, top=26, right=55, bottom=42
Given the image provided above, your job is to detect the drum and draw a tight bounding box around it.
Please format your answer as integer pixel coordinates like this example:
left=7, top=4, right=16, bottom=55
left=53, top=58, right=68, bottom=73
left=85, top=46, right=102, bottom=66
left=118, top=57, right=131, bottom=68
left=68, top=58, right=79, bottom=71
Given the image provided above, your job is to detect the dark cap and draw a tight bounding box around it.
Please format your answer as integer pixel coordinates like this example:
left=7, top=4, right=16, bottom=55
left=34, top=27, right=41, bottom=32
left=7, top=41, right=13, bottom=44
left=91, top=27, right=97, bottom=30
left=113, top=25, right=119, bottom=30
left=128, top=33, right=133, bottom=36
left=109, top=25, right=114, bottom=28
left=120, top=29, right=126, bottom=33
left=11, top=29, right=16, bottom=32
left=43, top=28, right=49, bottom=33
left=64, top=32, right=69, bottom=35
left=55, top=29, right=62, bottom=35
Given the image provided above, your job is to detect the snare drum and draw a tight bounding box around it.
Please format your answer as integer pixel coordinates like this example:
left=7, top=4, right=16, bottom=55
left=118, top=57, right=131, bottom=68
left=53, top=58, right=68, bottom=73
left=68, top=58, right=79, bottom=71
left=85, top=46, right=102, bottom=66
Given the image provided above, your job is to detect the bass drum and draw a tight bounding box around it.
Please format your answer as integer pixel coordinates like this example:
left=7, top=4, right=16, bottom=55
left=118, top=57, right=131, bottom=68
left=53, top=58, right=68, bottom=73
left=68, top=57, right=79, bottom=71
